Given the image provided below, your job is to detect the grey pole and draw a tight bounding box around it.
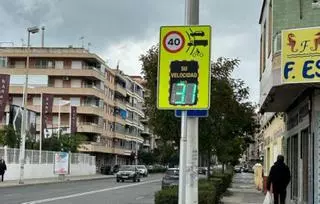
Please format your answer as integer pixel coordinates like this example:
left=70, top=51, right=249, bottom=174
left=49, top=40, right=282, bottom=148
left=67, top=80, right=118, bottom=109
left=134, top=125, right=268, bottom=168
left=19, top=31, right=30, bottom=184
left=41, top=26, right=45, bottom=48
left=185, top=0, right=199, bottom=203
left=178, top=111, right=187, bottom=204
left=19, top=26, right=39, bottom=184
left=178, top=0, right=200, bottom=203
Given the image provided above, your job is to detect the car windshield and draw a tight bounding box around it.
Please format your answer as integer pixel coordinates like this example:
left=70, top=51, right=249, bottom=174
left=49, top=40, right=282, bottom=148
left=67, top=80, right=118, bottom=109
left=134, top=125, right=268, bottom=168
left=166, top=169, right=179, bottom=176
left=119, top=166, right=135, bottom=171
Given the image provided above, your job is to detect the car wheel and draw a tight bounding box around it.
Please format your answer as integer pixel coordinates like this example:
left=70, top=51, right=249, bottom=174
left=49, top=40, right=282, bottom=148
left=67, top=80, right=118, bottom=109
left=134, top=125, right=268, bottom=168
left=121, top=180, right=124, bottom=182
left=116, top=179, right=120, bottom=182
left=138, top=178, right=140, bottom=182
left=133, top=178, right=136, bottom=182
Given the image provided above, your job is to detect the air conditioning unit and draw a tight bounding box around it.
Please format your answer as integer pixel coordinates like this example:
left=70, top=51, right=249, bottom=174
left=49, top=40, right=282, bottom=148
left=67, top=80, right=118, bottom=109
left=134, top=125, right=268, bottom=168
left=63, top=76, right=70, bottom=80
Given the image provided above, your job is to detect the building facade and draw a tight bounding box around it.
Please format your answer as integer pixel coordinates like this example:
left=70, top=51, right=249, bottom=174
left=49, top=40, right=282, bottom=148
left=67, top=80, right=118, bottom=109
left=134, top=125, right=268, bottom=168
left=0, top=47, right=147, bottom=171
left=259, top=0, right=320, bottom=203
left=130, top=76, right=158, bottom=153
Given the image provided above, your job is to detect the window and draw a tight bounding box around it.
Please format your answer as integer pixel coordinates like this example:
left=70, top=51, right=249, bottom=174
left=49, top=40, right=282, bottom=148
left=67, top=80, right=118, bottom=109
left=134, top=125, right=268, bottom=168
left=70, top=97, right=80, bottom=106
left=32, top=97, right=41, bottom=105
left=55, top=61, right=64, bottom=69
left=268, top=2, right=272, bottom=56
left=35, top=60, right=54, bottom=68
left=71, top=79, right=81, bottom=88
left=0, top=57, right=7, bottom=67
left=71, top=61, right=82, bottom=69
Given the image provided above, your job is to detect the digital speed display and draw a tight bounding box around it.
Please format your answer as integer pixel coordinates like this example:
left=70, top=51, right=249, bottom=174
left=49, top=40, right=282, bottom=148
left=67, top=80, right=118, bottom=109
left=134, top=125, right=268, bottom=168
left=169, top=60, right=199, bottom=105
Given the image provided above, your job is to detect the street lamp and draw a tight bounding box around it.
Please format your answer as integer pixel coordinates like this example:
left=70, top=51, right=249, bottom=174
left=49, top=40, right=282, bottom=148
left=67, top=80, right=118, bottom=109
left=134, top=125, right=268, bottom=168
left=19, top=26, right=39, bottom=184
left=58, top=100, right=70, bottom=138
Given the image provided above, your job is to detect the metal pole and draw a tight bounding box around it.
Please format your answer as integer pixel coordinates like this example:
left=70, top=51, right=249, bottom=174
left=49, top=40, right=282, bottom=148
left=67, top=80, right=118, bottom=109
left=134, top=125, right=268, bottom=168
left=185, top=0, right=199, bottom=203
left=39, top=93, right=43, bottom=164
left=19, top=31, right=31, bottom=184
left=41, top=26, right=45, bottom=48
left=178, top=111, right=187, bottom=204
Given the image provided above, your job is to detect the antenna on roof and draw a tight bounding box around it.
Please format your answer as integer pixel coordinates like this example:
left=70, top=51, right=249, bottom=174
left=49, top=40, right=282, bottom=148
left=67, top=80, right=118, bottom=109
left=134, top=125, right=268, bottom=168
left=88, top=42, right=92, bottom=52
left=79, top=36, right=84, bottom=48
left=20, top=38, right=26, bottom=47
left=116, top=60, right=120, bottom=70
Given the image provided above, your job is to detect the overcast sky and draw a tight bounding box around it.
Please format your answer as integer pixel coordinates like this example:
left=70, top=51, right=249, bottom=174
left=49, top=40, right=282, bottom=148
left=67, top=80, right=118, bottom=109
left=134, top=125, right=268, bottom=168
left=0, top=0, right=262, bottom=103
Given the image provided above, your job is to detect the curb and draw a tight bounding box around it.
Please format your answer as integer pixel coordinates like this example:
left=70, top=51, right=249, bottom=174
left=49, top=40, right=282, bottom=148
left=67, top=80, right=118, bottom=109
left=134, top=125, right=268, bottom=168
left=0, top=175, right=115, bottom=189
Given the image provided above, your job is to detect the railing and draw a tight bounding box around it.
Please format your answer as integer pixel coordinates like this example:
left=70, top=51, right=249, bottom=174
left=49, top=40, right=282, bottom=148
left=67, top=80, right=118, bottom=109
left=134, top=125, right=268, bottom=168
left=0, top=147, right=96, bottom=165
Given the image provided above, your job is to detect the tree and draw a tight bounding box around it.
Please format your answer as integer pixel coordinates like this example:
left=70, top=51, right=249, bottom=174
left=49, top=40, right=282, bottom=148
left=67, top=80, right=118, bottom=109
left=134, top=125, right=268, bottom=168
left=0, top=125, right=20, bottom=148
left=138, top=150, right=157, bottom=165
left=140, top=46, right=259, bottom=176
left=140, top=45, right=181, bottom=145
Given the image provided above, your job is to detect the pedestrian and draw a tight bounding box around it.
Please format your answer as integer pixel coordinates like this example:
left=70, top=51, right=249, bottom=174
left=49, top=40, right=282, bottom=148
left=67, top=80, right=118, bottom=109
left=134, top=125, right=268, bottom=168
left=267, top=155, right=291, bottom=204
left=0, top=159, right=7, bottom=182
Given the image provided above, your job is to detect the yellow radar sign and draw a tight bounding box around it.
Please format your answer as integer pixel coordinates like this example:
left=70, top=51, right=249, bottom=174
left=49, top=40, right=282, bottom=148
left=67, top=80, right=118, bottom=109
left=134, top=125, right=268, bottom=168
left=157, top=25, right=211, bottom=110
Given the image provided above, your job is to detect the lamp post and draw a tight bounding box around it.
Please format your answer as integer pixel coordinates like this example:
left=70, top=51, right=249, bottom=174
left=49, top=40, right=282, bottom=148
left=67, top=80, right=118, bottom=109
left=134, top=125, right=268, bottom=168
left=19, top=26, right=39, bottom=184
left=58, top=99, right=70, bottom=138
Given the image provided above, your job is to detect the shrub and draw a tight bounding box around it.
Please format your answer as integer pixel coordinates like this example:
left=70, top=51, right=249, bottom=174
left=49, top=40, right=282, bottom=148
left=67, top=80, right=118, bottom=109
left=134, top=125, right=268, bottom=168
left=149, top=167, right=167, bottom=174
left=155, top=179, right=217, bottom=204
left=155, top=186, right=178, bottom=204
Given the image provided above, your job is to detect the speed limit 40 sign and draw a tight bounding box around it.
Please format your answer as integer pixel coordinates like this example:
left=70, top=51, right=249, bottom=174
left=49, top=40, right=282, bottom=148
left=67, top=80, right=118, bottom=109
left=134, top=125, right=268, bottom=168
left=158, top=25, right=212, bottom=110
left=163, top=31, right=185, bottom=53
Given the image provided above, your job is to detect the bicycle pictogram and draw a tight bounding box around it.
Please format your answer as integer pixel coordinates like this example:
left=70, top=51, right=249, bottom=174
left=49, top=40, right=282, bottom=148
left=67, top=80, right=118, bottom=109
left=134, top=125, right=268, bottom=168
left=186, top=28, right=208, bottom=57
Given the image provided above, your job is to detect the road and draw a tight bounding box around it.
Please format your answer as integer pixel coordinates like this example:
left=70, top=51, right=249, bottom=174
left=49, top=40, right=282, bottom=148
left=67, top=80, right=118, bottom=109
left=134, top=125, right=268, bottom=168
left=0, top=174, right=163, bottom=204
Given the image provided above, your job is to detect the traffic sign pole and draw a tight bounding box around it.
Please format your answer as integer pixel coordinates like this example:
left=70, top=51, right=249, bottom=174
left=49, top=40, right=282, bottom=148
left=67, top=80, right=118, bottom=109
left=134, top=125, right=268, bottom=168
left=178, top=111, right=187, bottom=204
left=185, top=0, right=199, bottom=204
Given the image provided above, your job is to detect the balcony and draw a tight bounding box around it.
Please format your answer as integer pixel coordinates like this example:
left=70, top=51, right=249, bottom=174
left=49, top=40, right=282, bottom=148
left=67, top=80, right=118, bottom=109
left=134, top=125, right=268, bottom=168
left=114, top=132, right=126, bottom=140
left=115, top=84, right=127, bottom=96
left=0, top=47, right=105, bottom=63
left=141, top=126, right=151, bottom=136
left=9, top=86, right=106, bottom=101
left=114, top=99, right=127, bottom=111
left=78, top=123, right=103, bottom=134
left=0, top=66, right=104, bottom=81
left=125, top=134, right=144, bottom=143
left=113, top=148, right=132, bottom=156
left=115, top=116, right=126, bottom=125
left=78, top=142, right=113, bottom=154
left=143, top=140, right=151, bottom=147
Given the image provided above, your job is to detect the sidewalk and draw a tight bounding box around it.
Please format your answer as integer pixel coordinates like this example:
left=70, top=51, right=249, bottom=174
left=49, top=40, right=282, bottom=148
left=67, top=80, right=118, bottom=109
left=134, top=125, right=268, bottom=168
left=221, top=173, right=265, bottom=204
left=0, top=173, right=115, bottom=188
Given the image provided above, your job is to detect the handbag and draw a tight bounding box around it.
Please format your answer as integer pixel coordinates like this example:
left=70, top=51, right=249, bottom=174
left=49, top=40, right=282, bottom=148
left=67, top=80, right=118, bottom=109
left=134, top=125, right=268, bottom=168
left=263, top=192, right=273, bottom=204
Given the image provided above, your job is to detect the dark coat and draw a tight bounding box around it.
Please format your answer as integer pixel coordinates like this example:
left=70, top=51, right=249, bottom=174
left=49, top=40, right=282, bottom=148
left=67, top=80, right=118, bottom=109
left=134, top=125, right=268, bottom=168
left=0, top=161, right=7, bottom=175
left=267, top=160, right=291, bottom=192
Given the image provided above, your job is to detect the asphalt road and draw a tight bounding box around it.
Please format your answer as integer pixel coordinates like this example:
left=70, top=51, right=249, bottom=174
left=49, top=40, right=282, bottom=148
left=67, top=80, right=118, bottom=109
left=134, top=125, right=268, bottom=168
left=0, top=174, right=163, bottom=204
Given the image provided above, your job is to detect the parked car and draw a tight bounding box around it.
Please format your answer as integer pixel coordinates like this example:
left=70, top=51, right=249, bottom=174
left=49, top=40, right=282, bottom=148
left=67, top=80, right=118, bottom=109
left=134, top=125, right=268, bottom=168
left=198, top=167, right=207, bottom=175
left=234, top=165, right=243, bottom=173
left=136, top=165, right=148, bottom=177
left=116, top=165, right=141, bottom=182
left=161, top=168, right=179, bottom=189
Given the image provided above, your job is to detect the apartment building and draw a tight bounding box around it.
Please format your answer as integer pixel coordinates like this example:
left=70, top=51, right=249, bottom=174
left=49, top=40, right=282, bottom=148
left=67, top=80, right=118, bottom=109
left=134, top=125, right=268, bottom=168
left=259, top=0, right=320, bottom=203
left=0, top=47, right=144, bottom=170
left=130, top=76, right=158, bottom=152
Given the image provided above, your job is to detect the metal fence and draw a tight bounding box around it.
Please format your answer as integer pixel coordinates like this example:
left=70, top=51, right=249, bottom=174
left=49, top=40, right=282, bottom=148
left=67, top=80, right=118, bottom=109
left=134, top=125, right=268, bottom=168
left=0, top=147, right=96, bottom=166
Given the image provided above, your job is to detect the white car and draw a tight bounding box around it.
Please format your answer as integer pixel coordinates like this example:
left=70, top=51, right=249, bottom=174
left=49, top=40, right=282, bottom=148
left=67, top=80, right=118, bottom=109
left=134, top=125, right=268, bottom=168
left=136, top=165, right=148, bottom=177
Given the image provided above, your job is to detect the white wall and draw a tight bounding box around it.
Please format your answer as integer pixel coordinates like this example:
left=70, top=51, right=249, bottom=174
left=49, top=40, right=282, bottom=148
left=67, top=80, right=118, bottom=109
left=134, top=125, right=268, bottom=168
left=4, top=163, right=96, bottom=181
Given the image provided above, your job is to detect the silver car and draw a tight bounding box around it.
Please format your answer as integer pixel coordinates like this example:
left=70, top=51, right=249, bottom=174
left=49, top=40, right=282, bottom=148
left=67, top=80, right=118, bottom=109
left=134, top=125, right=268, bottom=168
left=161, top=168, right=179, bottom=189
left=136, top=165, right=148, bottom=177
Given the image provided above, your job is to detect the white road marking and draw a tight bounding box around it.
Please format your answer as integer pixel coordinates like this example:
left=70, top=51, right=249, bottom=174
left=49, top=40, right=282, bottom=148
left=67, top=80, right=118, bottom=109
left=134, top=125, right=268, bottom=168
left=135, top=196, right=144, bottom=200
left=21, top=179, right=161, bottom=204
